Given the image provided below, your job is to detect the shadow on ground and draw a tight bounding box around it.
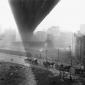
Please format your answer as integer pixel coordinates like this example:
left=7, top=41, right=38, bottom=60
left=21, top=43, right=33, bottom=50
left=0, top=62, right=84, bottom=85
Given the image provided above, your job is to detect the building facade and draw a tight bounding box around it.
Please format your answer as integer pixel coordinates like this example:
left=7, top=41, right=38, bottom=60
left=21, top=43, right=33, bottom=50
left=74, top=32, right=85, bottom=66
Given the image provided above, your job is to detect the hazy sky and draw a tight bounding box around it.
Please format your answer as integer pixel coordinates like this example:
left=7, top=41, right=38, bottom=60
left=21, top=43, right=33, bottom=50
left=0, top=0, right=17, bottom=32
left=0, top=0, right=85, bottom=33
left=36, top=0, right=84, bottom=32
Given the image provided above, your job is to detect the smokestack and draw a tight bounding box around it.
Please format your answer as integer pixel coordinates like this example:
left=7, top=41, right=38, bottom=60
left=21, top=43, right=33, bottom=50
left=9, top=0, right=60, bottom=55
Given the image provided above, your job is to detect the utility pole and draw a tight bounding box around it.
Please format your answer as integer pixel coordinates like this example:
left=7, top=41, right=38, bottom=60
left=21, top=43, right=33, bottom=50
left=40, top=53, right=41, bottom=59
left=69, top=46, right=72, bottom=66
left=80, top=38, right=82, bottom=66
left=57, top=48, right=60, bottom=64
left=45, top=49, right=48, bottom=62
left=69, top=45, right=72, bottom=80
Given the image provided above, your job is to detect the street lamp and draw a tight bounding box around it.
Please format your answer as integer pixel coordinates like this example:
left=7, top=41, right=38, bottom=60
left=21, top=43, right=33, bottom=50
left=39, top=48, right=43, bottom=59
left=44, top=43, right=48, bottom=62
left=57, top=48, right=60, bottom=64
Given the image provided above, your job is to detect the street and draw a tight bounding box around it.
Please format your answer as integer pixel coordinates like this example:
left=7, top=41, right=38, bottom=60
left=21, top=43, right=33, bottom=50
left=0, top=53, right=30, bottom=67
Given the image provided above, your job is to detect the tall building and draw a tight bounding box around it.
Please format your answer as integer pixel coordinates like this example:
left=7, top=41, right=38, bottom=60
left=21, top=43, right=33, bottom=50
left=4, top=28, right=16, bottom=42
left=80, top=24, right=85, bottom=34
left=74, top=32, right=85, bottom=66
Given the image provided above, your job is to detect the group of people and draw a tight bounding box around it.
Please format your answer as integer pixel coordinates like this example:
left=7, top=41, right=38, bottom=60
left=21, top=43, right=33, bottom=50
left=25, top=56, right=85, bottom=77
